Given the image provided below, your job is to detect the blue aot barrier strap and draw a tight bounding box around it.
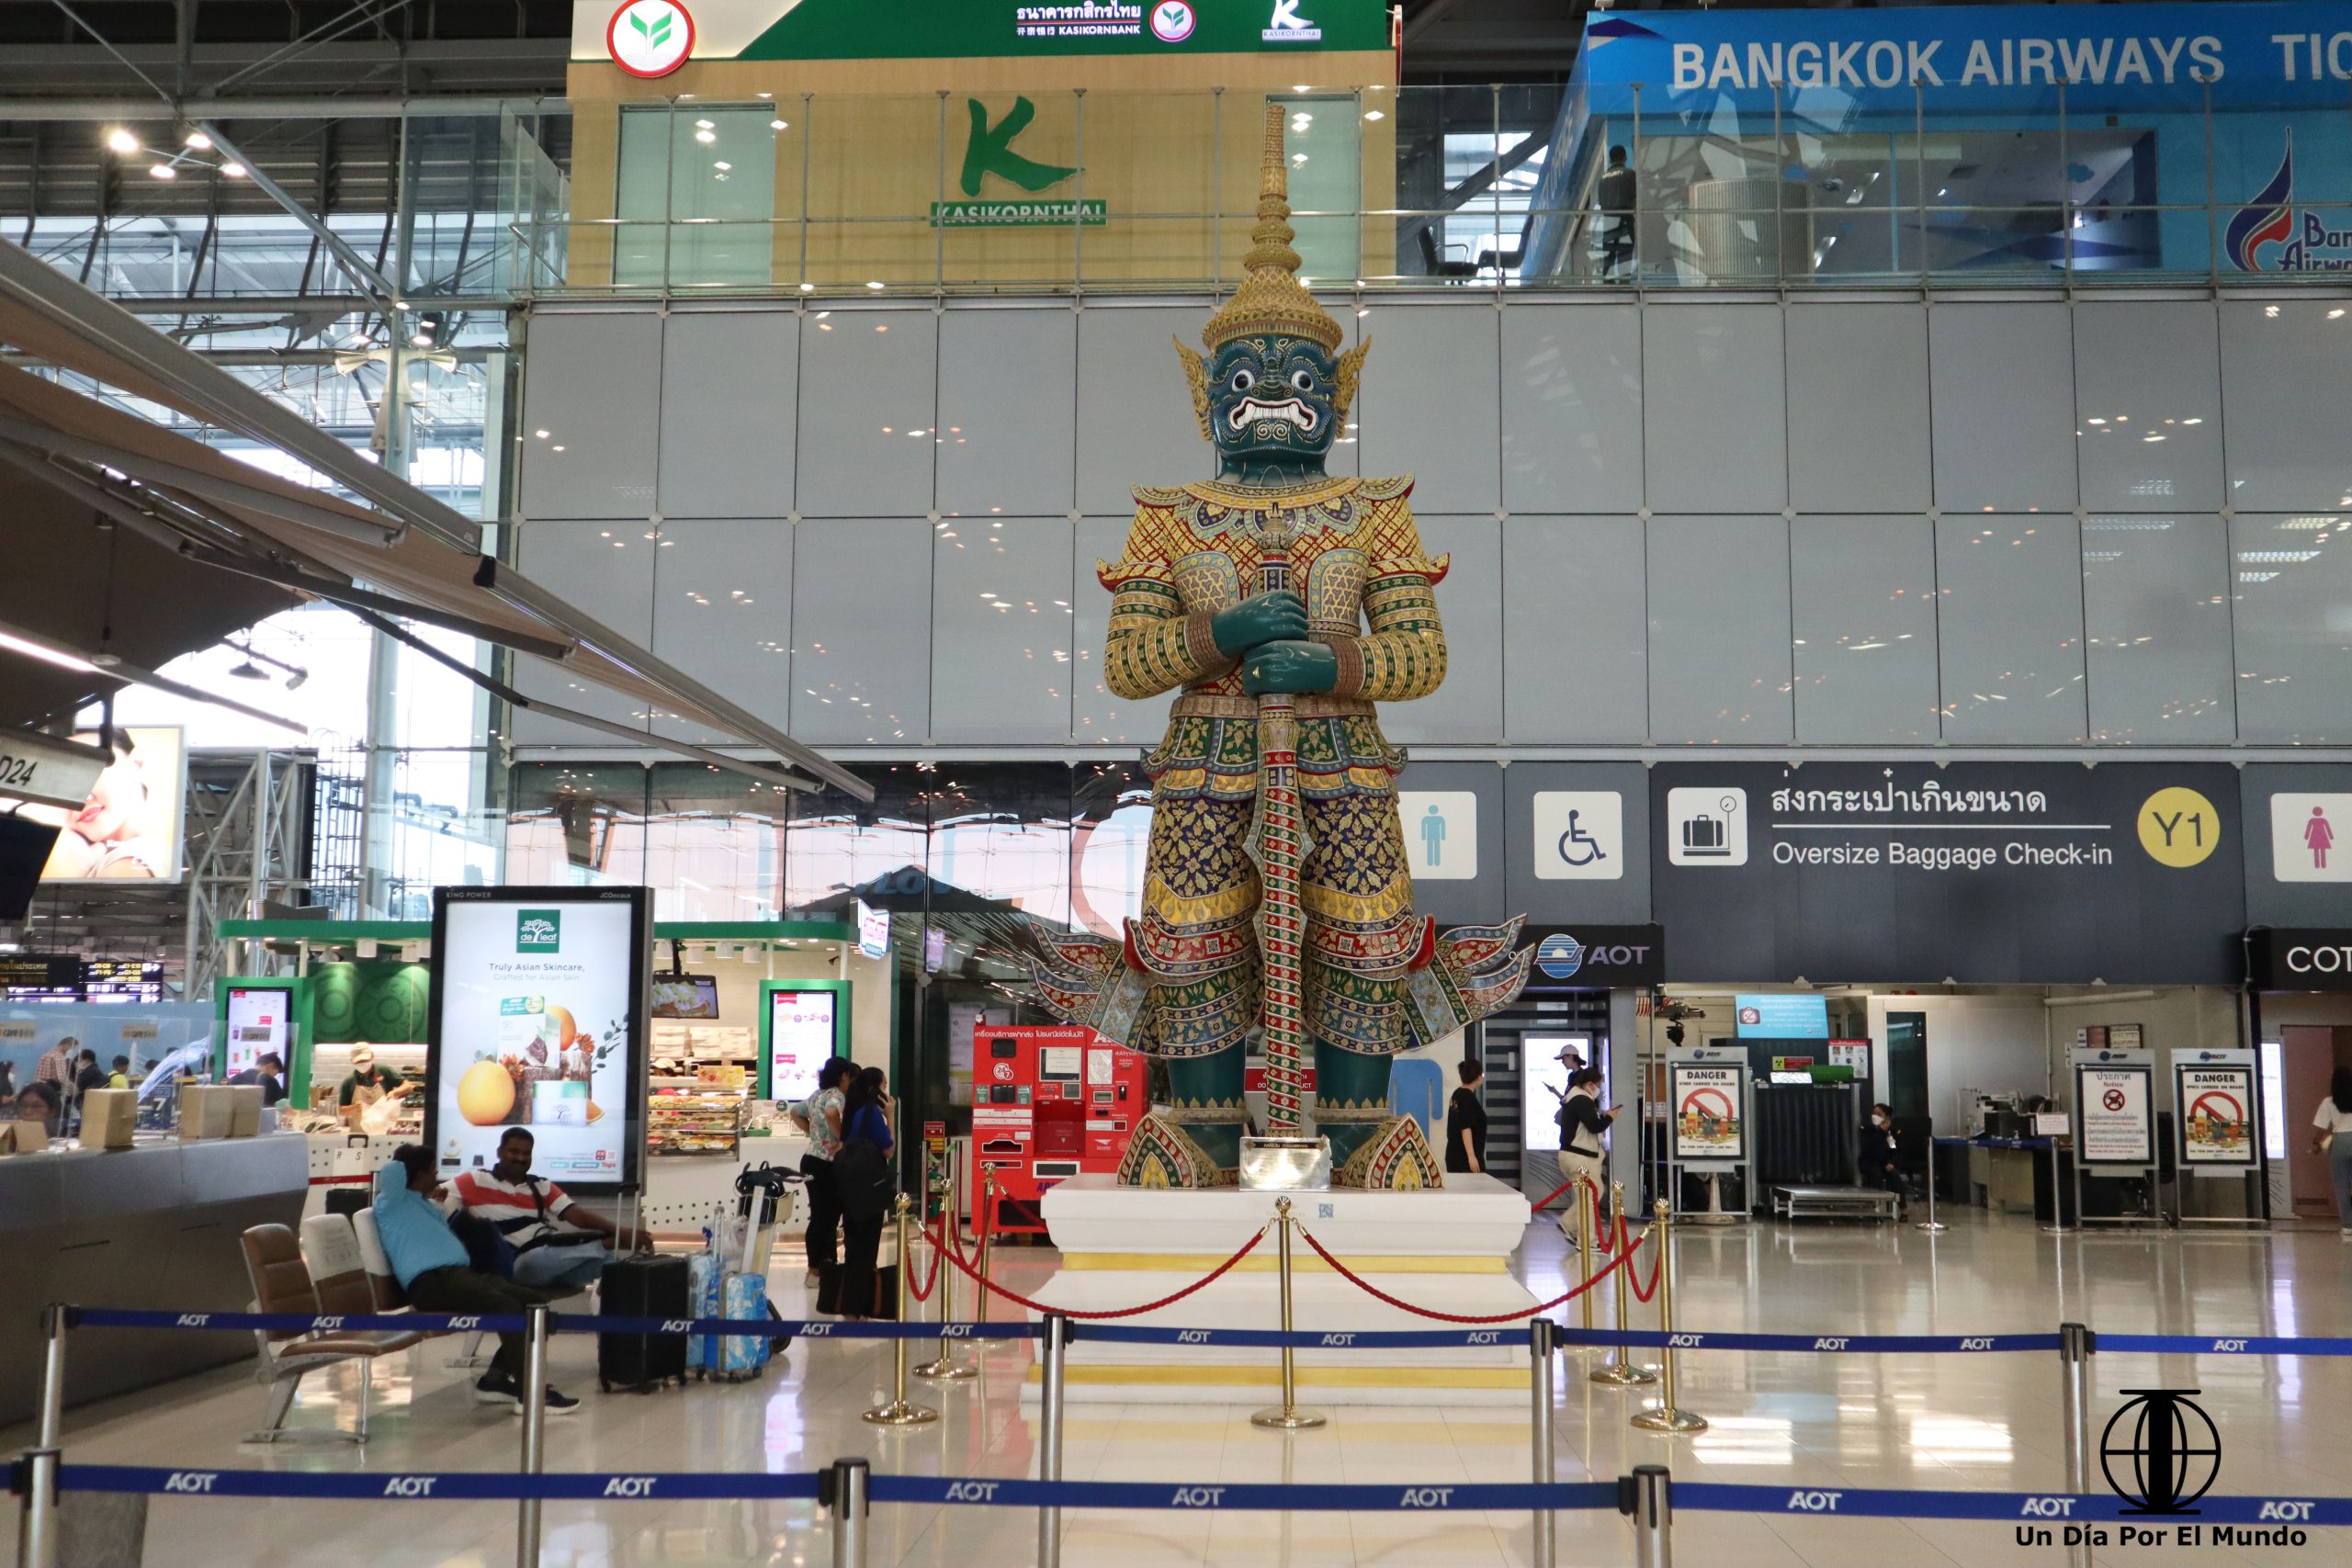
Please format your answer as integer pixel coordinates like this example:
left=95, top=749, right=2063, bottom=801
left=872, top=1476, right=1623, bottom=1511
left=68, top=1308, right=1037, bottom=1341
left=1552, top=1326, right=2063, bottom=1354
left=2096, top=1334, right=2352, bottom=1358
left=54, top=1466, right=820, bottom=1502
left=63, top=1308, right=2352, bottom=1357
left=48, top=1468, right=2352, bottom=1525
left=1676, top=1483, right=2352, bottom=1528
left=1081, top=1325, right=1522, bottom=1349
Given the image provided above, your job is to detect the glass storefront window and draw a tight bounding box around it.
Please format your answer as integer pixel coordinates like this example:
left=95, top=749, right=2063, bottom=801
left=616, top=104, right=783, bottom=288
left=1281, top=95, right=1363, bottom=280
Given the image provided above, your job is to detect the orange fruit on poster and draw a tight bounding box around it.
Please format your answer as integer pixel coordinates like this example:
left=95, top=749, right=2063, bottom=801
left=458, top=1058, right=516, bottom=1125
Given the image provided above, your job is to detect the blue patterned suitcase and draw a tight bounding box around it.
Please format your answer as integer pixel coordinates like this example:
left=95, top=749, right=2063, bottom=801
left=685, top=1252, right=720, bottom=1373
left=714, top=1271, right=771, bottom=1380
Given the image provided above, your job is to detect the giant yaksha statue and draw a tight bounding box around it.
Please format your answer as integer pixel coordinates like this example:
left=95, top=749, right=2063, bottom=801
left=1032, top=106, right=1529, bottom=1191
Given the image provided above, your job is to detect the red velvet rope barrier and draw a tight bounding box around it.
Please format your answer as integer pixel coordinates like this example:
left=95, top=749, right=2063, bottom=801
left=1528, top=1172, right=1582, bottom=1213
left=1295, top=1218, right=1640, bottom=1324
left=936, top=1216, right=1272, bottom=1321
left=1623, top=1225, right=1664, bottom=1304
left=905, top=1220, right=949, bottom=1304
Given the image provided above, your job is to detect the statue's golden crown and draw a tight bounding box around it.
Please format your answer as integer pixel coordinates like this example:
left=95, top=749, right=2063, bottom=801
left=1201, top=103, right=1345, bottom=355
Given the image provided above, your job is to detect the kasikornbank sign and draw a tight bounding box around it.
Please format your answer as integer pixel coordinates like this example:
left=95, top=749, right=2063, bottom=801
left=1581, top=2, right=2352, bottom=108
left=571, top=0, right=1391, bottom=64
left=1650, top=763, right=2245, bottom=986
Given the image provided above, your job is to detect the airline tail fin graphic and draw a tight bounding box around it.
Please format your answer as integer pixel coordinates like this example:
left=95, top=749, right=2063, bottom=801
left=2225, top=136, right=2294, bottom=272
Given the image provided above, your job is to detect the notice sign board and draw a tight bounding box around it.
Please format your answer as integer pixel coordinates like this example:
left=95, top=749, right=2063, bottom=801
left=1651, top=762, right=2245, bottom=984
left=1669, top=1062, right=1746, bottom=1164
left=426, top=886, right=651, bottom=1195
left=2074, top=1062, right=2154, bottom=1166
left=2176, top=1055, right=2259, bottom=1171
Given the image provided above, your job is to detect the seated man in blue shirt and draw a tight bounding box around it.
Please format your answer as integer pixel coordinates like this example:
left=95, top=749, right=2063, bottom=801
left=374, top=1145, right=579, bottom=1412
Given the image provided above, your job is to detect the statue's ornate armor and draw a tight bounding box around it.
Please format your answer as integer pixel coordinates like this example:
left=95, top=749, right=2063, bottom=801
left=1102, top=475, right=1447, bottom=1088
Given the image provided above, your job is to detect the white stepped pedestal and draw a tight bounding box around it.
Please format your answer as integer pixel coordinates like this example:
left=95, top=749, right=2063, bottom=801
left=1023, top=1173, right=1537, bottom=1406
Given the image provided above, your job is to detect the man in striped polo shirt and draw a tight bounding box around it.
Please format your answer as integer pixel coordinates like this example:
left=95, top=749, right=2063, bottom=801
left=451, top=1127, right=639, bottom=1292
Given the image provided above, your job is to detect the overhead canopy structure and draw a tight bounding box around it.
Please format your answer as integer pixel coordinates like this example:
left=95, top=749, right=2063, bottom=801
left=0, top=237, right=870, bottom=802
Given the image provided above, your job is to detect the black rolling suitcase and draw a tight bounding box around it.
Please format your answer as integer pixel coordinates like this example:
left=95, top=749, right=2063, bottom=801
left=598, top=1253, right=690, bottom=1393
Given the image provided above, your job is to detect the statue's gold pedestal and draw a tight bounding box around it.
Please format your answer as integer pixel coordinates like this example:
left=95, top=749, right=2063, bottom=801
left=1018, top=1174, right=1537, bottom=1407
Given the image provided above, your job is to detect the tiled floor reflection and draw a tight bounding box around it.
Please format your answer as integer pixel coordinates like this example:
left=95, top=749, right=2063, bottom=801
left=6, top=1210, right=2350, bottom=1566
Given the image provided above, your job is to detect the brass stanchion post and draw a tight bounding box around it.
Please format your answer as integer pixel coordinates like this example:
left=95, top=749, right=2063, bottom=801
left=914, top=1157, right=976, bottom=1382
left=1577, top=1178, right=1596, bottom=1338
left=973, top=1174, right=1001, bottom=1342
left=1630, top=1200, right=1705, bottom=1434
left=1250, top=1199, right=1326, bottom=1430
left=1591, top=1181, right=1656, bottom=1387
left=863, top=1193, right=939, bottom=1427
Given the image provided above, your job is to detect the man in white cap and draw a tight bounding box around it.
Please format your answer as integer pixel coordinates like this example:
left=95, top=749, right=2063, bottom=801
left=338, top=1044, right=405, bottom=1109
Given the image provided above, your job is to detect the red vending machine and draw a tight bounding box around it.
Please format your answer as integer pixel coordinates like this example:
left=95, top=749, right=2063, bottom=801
left=971, top=1023, right=1149, bottom=1234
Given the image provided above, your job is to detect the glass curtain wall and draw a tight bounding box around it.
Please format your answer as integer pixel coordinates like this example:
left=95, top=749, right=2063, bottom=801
left=502, top=761, right=1150, bottom=938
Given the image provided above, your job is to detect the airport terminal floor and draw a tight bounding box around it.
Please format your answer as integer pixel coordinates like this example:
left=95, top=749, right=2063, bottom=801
left=8, top=1212, right=2347, bottom=1568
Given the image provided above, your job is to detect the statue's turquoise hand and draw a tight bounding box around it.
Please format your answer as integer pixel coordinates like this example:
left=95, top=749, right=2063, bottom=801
left=1210, top=592, right=1309, bottom=658
left=1240, top=640, right=1339, bottom=694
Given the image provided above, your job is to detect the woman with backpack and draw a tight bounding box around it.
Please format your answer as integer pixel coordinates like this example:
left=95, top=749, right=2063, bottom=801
left=831, top=1066, right=897, bottom=1319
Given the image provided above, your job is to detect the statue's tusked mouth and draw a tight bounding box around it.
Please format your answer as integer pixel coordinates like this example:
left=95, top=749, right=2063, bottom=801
left=1228, top=396, right=1317, bottom=434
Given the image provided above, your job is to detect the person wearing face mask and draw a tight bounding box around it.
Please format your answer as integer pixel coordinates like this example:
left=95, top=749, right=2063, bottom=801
left=1555, top=1067, right=1616, bottom=1246
left=1860, top=1102, right=1906, bottom=1217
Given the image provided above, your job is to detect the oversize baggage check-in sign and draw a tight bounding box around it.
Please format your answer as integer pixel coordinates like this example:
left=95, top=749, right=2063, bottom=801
left=1651, top=763, right=2245, bottom=984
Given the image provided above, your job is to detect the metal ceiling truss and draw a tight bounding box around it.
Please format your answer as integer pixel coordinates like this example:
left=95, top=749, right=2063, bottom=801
left=0, top=237, right=875, bottom=800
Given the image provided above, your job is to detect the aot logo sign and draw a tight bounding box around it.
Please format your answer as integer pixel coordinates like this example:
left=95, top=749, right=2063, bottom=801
left=606, top=2, right=694, bottom=78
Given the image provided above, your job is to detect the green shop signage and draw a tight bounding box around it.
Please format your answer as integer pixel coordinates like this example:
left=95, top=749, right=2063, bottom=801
left=576, top=0, right=1391, bottom=64
left=933, top=96, right=1103, bottom=227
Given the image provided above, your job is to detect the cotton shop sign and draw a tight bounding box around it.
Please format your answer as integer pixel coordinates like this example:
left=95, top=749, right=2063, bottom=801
left=2248, top=927, right=2352, bottom=992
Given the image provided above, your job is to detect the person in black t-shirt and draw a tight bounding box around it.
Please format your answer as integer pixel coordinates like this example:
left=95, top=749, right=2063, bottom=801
left=1444, top=1058, right=1488, bottom=1176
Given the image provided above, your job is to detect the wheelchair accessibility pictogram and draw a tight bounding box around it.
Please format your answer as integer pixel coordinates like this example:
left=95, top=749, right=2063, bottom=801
left=1555, top=810, right=1608, bottom=869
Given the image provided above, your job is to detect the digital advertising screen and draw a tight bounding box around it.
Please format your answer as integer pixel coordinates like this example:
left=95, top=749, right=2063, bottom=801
left=1734, top=994, right=1829, bottom=1040
left=764, top=987, right=842, bottom=1105
left=425, top=886, right=650, bottom=1194
left=223, top=985, right=292, bottom=1078
left=28, top=727, right=186, bottom=884
left=2074, top=1063, right=2154, bottom=1167
left=649, top=973, right=719, bottom=1019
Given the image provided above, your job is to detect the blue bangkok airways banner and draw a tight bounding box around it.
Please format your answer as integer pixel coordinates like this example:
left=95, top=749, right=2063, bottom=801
left=1581, top=3, right=2352, bottom=109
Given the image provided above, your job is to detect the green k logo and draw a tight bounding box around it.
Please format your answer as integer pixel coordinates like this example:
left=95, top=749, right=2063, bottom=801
left=627, top=6, right=675, bottom=48
left=959, top=96, right=1078, bottom=197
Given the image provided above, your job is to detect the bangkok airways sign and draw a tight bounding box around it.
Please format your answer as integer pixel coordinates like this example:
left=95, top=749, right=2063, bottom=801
left=1580, top=2, right=2352, bottom=110
left=2226, top=139, right=2352, bottom=273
